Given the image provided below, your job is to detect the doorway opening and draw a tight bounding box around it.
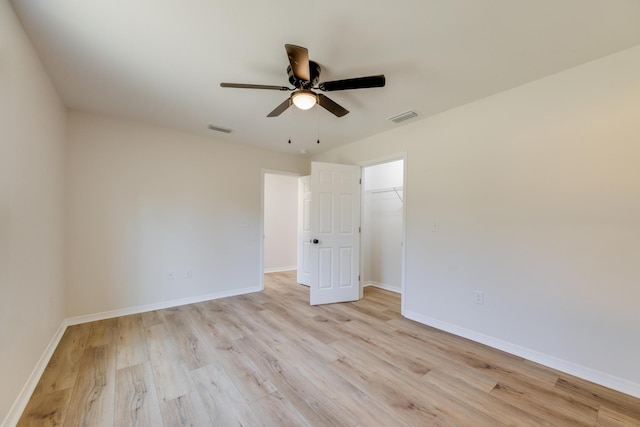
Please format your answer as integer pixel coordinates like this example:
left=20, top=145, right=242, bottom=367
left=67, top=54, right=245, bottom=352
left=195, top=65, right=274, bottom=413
left=261, top=157, right=406, bottom=313
left=262, top=172, right=299, bottom=290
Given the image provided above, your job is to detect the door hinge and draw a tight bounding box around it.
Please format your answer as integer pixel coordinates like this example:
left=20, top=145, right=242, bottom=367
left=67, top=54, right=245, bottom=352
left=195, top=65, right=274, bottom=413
left=359, top=178, right=362, bottom=185
left=359, top=226, right=361, bottom=233
left=358, top=275, right=361, bottom=282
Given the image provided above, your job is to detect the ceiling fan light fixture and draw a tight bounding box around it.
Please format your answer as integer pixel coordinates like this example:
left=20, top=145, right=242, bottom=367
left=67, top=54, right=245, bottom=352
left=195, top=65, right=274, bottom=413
left=292, top=90, right=317, bottom=110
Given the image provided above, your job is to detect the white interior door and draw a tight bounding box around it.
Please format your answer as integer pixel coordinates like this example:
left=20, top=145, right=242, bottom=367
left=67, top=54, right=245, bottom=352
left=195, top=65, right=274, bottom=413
left=297, top=175, right=312, bottom=286
left=310, top=162, right=361, bottom=305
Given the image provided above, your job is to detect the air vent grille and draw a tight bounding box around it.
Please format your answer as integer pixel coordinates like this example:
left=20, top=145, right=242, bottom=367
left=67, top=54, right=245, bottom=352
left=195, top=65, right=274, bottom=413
left=388, top=110, right=418, bottom=124
left=207, top=124, right=232, bottom=133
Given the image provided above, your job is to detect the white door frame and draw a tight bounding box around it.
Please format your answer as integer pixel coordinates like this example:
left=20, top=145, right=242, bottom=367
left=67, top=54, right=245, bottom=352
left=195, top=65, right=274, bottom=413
left=297, top=175, right=312, bottom=286
left=358, top=152, right=408, bottom=315
left=259, top=169, right=302, bottom=291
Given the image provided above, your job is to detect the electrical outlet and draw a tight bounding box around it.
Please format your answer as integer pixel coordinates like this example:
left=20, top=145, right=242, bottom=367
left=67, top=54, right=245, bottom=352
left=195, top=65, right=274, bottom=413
left=474, top=290, right=484, bottom=305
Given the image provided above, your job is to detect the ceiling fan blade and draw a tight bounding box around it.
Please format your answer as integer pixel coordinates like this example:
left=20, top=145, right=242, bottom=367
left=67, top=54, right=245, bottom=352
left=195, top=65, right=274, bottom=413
left=317, top=94, right=349, bottom=117
left=267, top=97, right=292, bottom=117
left=285, top=44, right=310, bottom=82
left=220, top=83, right=291, bottom=91
left=318, top=74, right=386, bottom=91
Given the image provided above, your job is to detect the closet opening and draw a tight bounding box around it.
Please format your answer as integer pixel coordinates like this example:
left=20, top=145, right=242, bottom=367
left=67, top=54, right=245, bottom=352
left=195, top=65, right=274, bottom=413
left=361, top=158, right=405, bottom=310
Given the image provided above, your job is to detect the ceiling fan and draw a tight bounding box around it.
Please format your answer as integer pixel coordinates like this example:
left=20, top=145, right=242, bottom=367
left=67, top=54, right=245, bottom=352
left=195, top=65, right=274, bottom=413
left=220, top=44, right=385, bottom=118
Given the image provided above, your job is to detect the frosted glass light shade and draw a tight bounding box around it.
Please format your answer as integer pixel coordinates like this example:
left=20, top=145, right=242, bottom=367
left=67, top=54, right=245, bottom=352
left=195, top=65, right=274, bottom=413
left=292, top=90, right=317, bottom=110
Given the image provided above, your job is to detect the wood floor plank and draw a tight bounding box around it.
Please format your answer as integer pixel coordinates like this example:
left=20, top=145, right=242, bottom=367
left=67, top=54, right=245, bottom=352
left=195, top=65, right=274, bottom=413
left=340, top=318, right=432, bottom=376
left=16, top=389, right=71, bottom=427
left=388, top=315, right=561, bottom=388
left=261, top=299, right=343, bottom=344
left=273, top=341, right=405, bottom=427
left=188, top=301, right=246, bottom=342
left=64, top=345, right=115, bottom=427
left=140, top=309, right=165, bottom=329
left=159, top=391, right=213, bottom=426
left=490, top=381, right=597, bottom=426
left=116, top=314, right=149, bottom=369
left=190, top=364, right=263, bottom=426
left=249, top=391, right=313, bottom=427
left=329, top=337, right=485, bottom=426
left=597, top=406, right=640, bottom=427
left=362, top=286, right=401, bottom=308
left=321, top=302, right=399, bottom=334
left=256, top=307, right=342, bottom=363
left=234, top=336, right=356, bottom=427
left=344, top=299, right=397, bottom=322
left=502, top=375, right=600, bottom=423
left=85, top=318, right=118, bottom=348
left=144, top=322, right=194, bottom=402
left=31, top=323, right=91, bottom=397
left=555, top=375, right=640, bottom=421
left=381, top=365, right=506, bottom=427
left=225, top=299, right=292, bottom=348
left=422, top=368, right=552, bottom=427
left=327, top=348, right=452, bottom=426
left=201, top=338, right=277, bottom=403
left=394, top=328, right=499, bottom=393
left=114, top=362, right=162, bottom=427
left=163, top=308, right=217, bottom=370
left=18, top=270, right=640, bottom=426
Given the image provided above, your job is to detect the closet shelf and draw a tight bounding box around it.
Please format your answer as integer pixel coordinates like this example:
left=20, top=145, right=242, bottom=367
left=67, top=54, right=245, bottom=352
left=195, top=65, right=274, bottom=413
left=365, top=186, right=403, bottom=203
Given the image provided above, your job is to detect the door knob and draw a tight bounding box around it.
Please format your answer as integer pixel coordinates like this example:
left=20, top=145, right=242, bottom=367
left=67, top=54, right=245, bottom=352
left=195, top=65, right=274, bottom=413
left=311, top=239, right=319, bottom=244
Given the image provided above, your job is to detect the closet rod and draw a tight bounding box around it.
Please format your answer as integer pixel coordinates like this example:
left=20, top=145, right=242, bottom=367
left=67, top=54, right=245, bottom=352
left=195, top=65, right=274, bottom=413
left=365, top=186, right=403, bottom=203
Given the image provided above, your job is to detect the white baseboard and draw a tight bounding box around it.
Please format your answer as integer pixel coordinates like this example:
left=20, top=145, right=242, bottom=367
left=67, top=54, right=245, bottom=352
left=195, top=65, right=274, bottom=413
left=2, top=285, right=262, bottom=427
left=2, top=322, right=68, bottom=427
left=404, top=310, right=640, bottom=399
left=263, top=266, right=297, bottom=274
left=363, top=281, right=401, bottom=294
left=65, top=286, right=261, bottom=326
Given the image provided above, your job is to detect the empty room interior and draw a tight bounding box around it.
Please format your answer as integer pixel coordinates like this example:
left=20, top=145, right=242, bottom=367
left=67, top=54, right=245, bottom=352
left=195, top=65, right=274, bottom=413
left=3, top=1, right=640, bottom=425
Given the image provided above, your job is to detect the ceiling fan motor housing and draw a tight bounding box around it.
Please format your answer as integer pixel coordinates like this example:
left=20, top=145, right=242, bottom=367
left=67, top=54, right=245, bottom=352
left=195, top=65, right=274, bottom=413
left=288, top=60, right=321, bottom=88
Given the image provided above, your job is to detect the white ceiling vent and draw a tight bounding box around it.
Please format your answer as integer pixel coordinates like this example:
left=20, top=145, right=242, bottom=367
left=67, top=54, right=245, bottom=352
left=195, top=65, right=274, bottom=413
left=207, top=124, right=232, bottom=133
left=388, top=110, right=418, bottom=124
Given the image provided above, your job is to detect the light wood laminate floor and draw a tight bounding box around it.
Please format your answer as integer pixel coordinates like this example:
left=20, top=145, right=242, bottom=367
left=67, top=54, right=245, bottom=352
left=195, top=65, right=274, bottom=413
left=18, top=271, right=640, bottom=426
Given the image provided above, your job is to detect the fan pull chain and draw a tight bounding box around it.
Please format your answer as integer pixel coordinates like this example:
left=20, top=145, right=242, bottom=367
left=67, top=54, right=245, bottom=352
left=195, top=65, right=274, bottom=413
left=316, top=103, right=320, bottom=144
left=288, top=103, right=292, bottom=144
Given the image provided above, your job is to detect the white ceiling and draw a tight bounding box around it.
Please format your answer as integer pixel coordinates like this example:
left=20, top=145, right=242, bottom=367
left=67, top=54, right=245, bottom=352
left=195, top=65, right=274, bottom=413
left=10, top=0, right=640, bottom=155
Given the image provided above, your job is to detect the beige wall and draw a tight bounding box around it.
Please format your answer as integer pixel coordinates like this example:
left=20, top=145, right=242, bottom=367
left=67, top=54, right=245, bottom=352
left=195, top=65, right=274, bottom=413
left=0, top=2, right=67, bottom=422
left=312, top=45, right=640, bottom=395
left=65, top=112, right=307, bottom=317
